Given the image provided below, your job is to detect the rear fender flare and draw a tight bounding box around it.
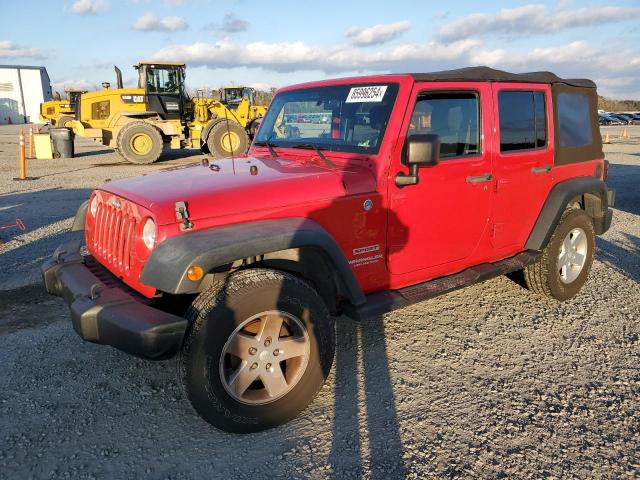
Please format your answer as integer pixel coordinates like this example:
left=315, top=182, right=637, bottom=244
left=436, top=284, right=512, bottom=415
left=139, top=218, right=366, bottom=306
left=525, top=177, right=610, bottom=250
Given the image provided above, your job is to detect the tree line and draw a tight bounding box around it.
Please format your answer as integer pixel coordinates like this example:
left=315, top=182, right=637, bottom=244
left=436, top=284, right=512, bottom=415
left=598, top=96, right=640, bottom=112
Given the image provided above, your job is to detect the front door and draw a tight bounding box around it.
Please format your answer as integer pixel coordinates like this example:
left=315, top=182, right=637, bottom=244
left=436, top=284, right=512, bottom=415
left=387, top=83, right=493, bottom=275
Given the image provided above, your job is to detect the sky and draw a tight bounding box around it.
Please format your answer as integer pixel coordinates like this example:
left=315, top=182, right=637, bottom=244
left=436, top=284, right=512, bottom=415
left=2, top=0, right=640, bottom=99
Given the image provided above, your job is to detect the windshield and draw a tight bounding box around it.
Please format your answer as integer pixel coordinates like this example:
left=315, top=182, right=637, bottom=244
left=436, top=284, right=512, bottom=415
left=224, top=88, right=245, bottom=103
left=254, top=83, right=399, bottom=154
left=145, top=67, right=184, bottom=94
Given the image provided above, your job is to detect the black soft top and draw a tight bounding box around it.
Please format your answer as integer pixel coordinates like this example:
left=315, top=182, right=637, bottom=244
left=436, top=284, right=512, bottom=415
left=410, top=66, right=596, bottom=89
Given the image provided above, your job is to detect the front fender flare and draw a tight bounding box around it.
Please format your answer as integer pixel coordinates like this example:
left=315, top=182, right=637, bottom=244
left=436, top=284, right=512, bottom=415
left=71, top=200, right=88, bottom=231
left=140, top=218, right=366, bottom=306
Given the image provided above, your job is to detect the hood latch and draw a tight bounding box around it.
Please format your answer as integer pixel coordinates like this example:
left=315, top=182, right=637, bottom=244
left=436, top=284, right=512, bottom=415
left=175, top=201, right=194, bottom=231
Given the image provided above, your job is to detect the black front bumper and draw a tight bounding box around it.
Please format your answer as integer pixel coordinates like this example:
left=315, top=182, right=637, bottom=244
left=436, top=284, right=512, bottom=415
left=41, top=241, right=187, bottom=360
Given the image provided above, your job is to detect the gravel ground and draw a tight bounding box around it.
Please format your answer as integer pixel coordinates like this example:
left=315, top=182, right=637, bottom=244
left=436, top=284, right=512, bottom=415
left=0, top=124, right=639, bottom=479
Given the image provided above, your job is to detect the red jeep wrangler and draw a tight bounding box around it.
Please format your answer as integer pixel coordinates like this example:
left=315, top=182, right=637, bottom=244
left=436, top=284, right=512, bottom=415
left=43, top=67, right=614, bottom=433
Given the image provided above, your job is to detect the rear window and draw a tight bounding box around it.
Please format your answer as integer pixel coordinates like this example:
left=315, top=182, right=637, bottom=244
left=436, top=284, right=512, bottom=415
left=557, top=92, right=593, bottom=147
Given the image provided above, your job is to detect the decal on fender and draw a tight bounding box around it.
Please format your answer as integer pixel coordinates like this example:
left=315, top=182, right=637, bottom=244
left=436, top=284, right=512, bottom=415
left=353, top=244, right=380, bottom=256
left=349, top=254, right=383, bottom=267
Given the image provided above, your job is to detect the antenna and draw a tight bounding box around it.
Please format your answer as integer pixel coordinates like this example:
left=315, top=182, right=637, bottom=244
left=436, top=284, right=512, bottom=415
left=223, top=109, right=236, bottom=174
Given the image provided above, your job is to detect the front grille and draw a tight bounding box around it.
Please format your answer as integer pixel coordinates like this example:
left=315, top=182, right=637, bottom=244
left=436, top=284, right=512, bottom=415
left=84, top=256, right=152, bottom=305
left=92, top=199, right=137, bottom=275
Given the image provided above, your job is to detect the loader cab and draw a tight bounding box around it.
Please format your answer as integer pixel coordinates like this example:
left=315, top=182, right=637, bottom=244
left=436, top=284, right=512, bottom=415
left=221, top=87, right=254, bottom=109
left=66, top=90, right=87, bottom=112
left=136, top=62, right=188, bottom=120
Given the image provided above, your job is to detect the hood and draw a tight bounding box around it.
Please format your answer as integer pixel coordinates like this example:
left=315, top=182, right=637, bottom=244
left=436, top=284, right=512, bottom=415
left=100, top=155, right=377, bottom=225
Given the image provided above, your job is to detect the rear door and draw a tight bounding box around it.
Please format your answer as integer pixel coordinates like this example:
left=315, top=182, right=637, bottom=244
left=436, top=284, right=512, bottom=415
left=387, top=82, right=493, bottom=274
left=491, top=84, right=554, bottom=249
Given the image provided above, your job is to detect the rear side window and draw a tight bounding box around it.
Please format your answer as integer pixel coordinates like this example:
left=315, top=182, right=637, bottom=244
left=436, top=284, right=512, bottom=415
left=557, top=92, right=592, bottom=147
left=408, top=92, right=480, bottom=159
left=498, top=91, right=547, bottom=152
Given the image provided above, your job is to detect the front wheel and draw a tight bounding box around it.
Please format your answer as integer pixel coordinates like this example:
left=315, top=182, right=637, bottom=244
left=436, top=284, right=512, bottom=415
left=179, top=269, right=335, bottom=433
left=56, top=115, right=74, bottom=128
left=116, top=121, right=163, bottom=164
left=524, top=208, right=595, bottom=301
left=206, top=121, right=250, bottom=158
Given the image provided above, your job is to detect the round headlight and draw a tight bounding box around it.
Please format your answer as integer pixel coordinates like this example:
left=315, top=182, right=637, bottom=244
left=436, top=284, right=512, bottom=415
left=142, top=218, right=156, bottom=249
left=89, top=195, right=98, bottom=216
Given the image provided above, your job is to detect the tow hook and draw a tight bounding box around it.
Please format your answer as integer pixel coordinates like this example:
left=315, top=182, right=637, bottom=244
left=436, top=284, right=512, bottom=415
left=175, top=201, right=194, bottom=231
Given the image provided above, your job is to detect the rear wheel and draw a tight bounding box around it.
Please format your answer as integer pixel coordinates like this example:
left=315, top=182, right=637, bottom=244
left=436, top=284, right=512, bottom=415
left=179, top=269, right=335, bottom=433
left=524, top=208, right=595, bottom=301
left=57, top=115, right=74, bottom=128
left=206, top=121, right=249, bottom=158
left=117, top=121, right=163, bottom=164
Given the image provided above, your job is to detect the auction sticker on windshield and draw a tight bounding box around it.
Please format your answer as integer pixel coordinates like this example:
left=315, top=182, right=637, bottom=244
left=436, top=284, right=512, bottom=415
left=346, top=86, right=388, bottom=103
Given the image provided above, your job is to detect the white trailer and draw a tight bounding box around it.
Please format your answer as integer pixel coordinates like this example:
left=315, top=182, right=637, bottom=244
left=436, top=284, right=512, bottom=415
left=0, top=65, right=52, bottom=125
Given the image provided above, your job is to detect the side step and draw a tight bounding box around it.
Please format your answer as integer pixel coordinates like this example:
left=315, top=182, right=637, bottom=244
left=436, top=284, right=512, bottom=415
left=345, top=250, right=541, bottom=320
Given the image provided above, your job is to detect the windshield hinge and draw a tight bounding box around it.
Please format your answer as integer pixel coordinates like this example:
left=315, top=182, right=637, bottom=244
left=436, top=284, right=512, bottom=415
left=175, top=201, right=194, bottom=230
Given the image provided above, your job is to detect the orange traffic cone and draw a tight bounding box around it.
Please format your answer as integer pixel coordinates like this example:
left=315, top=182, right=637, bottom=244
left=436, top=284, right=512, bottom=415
left=603, top=132, right=610, bottom=144
left=621, top=128, right=629, bottom=139
left=13, top=129, right=28, bottom=181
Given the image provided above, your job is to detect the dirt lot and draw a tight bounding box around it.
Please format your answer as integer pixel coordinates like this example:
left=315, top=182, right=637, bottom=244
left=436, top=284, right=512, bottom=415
left=0, top=124, right=639, bottom=479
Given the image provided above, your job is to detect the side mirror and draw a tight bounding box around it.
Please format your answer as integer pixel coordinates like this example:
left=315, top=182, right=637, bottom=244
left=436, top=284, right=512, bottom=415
left=395, top=134, right=440, bottom=187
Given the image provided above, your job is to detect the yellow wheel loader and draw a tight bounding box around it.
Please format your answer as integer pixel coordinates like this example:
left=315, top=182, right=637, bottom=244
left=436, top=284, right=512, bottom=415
left=70, top=63, right=267, bottom=164
left=39, top=90, right=87, bottom=127
left=194, top=87, right=267, bottom=157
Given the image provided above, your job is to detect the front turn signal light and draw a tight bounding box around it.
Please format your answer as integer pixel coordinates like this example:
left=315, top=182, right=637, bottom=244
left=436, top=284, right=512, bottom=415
left=187, top=265, right=204, bottom=281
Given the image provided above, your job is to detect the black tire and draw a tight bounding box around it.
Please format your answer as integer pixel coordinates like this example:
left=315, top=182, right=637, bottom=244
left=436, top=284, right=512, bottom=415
left=206, top=121, right=249, bottom=158
left=199, top=119, right=219, bottom=154
left=248, top=118, right=262, bottom=138
left=179, top=268, right=335, bottom=433
left=524, top=208, right=595, bottom=301
left=116, top=121, right=163, bottom=164
left=57, top=115, right=74, bottom=128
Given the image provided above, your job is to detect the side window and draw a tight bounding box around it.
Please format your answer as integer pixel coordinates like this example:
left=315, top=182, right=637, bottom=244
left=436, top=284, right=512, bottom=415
left=557, top=92, right=592, bottom=147
left=498, top=91, right=547, bottom=152
left=408, top=92, right=480, bottom=159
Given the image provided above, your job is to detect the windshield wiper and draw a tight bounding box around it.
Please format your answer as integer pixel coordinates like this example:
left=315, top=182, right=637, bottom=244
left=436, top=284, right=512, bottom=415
left=254, top=135, right=277, bottom=158
left=291, top=143, right=335, bottom=168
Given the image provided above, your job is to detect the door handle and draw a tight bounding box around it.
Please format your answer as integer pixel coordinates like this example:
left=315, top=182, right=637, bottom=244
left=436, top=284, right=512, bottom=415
left=531, top=165, right=552, bottom=174
left=466, top=173, right=493, bottom=184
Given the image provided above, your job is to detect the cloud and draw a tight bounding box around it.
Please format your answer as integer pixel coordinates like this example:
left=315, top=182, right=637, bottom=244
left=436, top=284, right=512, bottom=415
left=437, top=4, right=640, bottom=41
left=346, top=21, right=411, bottom=46
left=220, top=13, right=249, bottom=33
left=470, top=41, right=598, bottom=68
left=69, top=0, right=108, bottom=15
left=150, top=36, right=640, bottom=98
left=51, top=79, right=98, bottom=92
left=0, top=40, right=45, bottom=59
left=203, top=13, right=249, bottom=34
left=151, top=38, right=479, bottom=73
left=247, top=82, right=276, bottom=91
left=133, top=13, right=189, bottom=31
